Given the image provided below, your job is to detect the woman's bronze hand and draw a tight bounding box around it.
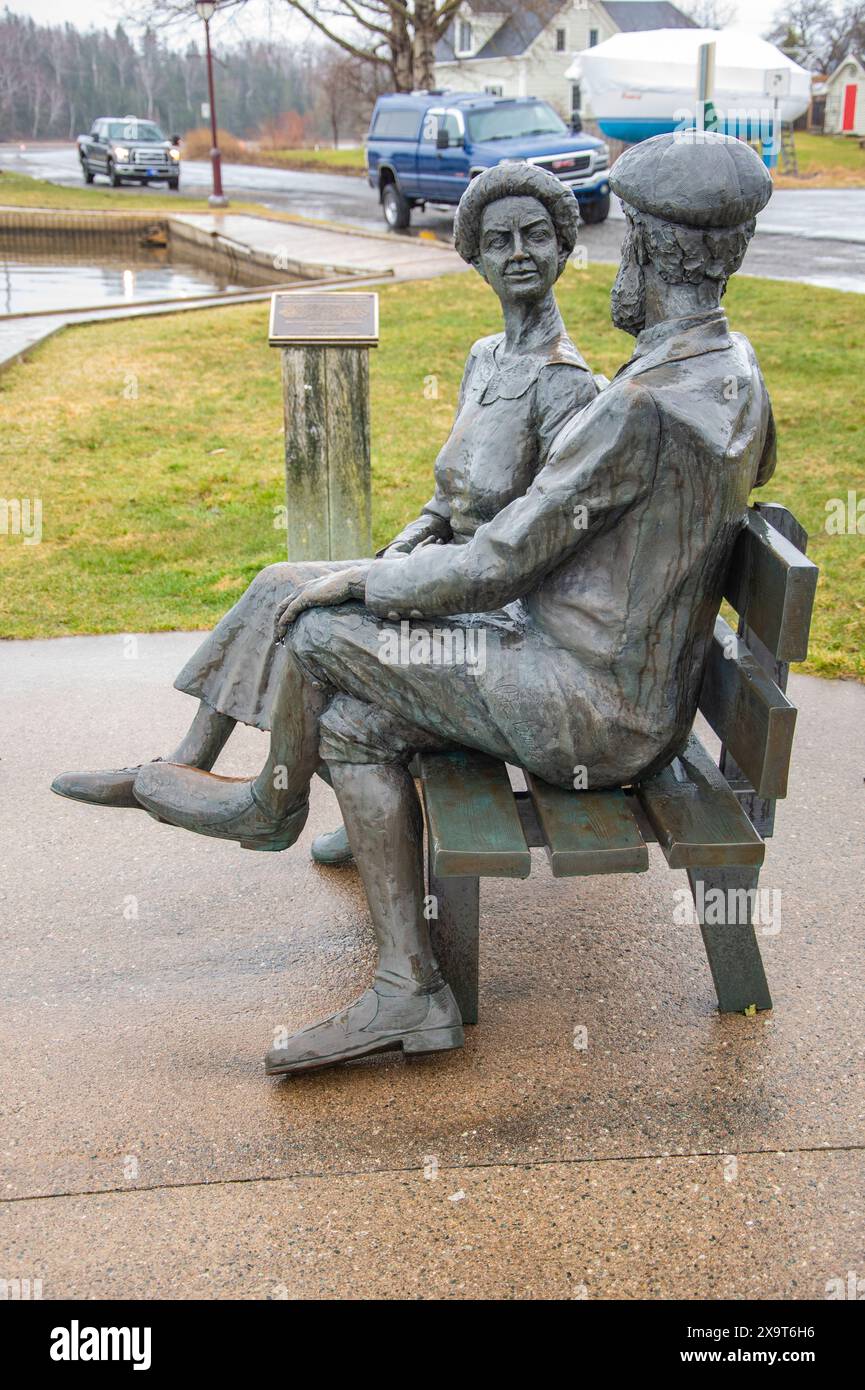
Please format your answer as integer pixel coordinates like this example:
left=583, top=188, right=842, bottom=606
left=275, top=563, right=371, bottom=642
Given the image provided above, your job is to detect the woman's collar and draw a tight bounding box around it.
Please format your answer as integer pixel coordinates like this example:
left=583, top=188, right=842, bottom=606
left=470, top=332, right=589, bottom=401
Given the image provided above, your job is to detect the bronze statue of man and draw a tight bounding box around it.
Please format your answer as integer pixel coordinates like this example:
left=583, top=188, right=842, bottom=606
left=53, top=135, right=776, bottom=1075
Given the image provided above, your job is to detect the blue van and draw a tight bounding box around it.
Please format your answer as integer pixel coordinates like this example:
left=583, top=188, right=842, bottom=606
left=366, top=91, right=611, bottom=230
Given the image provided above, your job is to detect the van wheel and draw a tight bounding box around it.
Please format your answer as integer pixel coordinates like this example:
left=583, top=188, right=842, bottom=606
left=578, top=193, right=610, bottom=225
left=382, top=181, right=411, bottom=230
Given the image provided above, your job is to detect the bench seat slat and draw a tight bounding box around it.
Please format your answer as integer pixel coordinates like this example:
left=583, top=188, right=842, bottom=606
left=636, top=734, right=765, bottom=870
left=724, top=509, right=818, bottom=663
left=699, top=615, right=798, bottom=800
left=525, top=776, right=649, bottom=877
left=420, top=751, right=531, bottom=879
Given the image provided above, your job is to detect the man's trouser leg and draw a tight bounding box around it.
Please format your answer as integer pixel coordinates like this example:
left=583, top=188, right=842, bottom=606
left=328, top=761, right=442, bottom=993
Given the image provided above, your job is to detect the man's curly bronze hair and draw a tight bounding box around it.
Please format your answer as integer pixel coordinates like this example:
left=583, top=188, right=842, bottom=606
left=454, top=161, right=580, bottom=267
left=628, top=206, right=756, bottom=293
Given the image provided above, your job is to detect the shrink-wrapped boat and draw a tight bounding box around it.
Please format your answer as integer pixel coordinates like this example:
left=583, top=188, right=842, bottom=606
left=566, top=29, right=811, bottom=143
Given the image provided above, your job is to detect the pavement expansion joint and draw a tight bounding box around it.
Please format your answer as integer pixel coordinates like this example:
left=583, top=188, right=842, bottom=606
left=5, top=1140, right=862, bottom=1208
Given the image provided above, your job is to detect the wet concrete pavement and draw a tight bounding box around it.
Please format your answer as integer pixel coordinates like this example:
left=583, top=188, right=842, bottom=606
left=0, top=631, right=862, bottom=1298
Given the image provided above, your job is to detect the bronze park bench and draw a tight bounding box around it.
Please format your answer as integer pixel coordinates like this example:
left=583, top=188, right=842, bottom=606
left=418, top=503, right=818, bottom=1022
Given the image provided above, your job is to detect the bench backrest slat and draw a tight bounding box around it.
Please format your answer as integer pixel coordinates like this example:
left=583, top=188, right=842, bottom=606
left=699, top=616, right=798, bottom=800
left=723, top=507, right=818, bottom=664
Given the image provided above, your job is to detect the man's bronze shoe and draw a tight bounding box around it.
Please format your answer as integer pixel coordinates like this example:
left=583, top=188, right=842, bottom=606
left=133, top=761, right=308, bottom=852
left=310, top=823, right=354, bottom=867
left=265, top=980, right=464, bottom=1076
left=51, top=763, right=160, bottom=809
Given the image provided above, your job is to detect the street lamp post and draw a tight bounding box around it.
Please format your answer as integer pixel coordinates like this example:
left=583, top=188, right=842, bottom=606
left=195, top=1, right=228, bottom=208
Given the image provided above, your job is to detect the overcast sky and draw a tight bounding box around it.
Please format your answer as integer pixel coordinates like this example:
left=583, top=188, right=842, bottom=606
left=5, top=0, right=788, bottom=45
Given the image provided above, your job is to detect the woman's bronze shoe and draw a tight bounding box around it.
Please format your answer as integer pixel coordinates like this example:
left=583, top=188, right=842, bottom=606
left=51, top=762, right=161, bottom=809
left=133, top=762, right=308, bottom=851
left=310, top=823, right=354, bottom=867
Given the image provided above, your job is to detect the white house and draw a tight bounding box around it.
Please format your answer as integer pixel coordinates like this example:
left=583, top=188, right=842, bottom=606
left=823, top=52, right=865, bottom=136
left=434, top=0, right=696, bottom=124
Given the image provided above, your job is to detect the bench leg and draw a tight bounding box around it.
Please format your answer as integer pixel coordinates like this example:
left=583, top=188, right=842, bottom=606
left=687, top=867, right=772, bottom=1013
left=427, top=851, right=479, bottom=1025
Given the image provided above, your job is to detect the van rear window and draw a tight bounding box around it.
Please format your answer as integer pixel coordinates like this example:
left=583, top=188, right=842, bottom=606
left=372, top=108, right=422, bottom=139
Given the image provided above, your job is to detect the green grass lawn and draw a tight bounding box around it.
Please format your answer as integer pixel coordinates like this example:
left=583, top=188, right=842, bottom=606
left=0, top=266, right=862, bottom=678
left=778, top=131, right=865, bottom=187
left=253, top=147, right=365, bottom=175
left=0, top=167, right=348, bottom=227
left=0, top=168, right=232, bottom=213
left=250, top=133, right=862, bottom=185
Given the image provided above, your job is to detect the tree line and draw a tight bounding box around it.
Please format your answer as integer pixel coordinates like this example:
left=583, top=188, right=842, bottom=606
left=0, top=8, right=351, bottom=142
left=144, top=0, right=462, bottom=94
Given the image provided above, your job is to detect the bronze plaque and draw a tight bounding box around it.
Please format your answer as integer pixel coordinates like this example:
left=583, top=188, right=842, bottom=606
left=269, top=291, right=379, bottom=347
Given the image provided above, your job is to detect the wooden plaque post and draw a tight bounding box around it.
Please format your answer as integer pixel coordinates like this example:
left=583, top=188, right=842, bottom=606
left=268, top=291, right=378, bottom=560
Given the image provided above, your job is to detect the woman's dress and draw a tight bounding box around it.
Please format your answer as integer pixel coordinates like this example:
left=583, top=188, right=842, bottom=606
left=173, top=330, right=596, bottom=733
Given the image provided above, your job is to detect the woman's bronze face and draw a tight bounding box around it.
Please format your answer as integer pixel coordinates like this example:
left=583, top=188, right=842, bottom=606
left=477, top=195, right=562, bottom=304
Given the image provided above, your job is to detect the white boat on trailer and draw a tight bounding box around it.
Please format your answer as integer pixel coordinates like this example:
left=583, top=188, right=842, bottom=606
left=567, top=29, right=811, bottom=144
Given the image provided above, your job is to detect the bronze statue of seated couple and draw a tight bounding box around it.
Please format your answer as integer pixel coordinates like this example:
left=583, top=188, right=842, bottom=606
left=53, top=131, right=776, bottom=1077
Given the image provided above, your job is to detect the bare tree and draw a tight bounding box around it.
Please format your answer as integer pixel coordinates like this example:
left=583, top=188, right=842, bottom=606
left=681, top=0, right=740, bottom=26
left=821, top=0, right=865, bottom=67
left=140, top=1, right=466, bottom=91
left=767, top=0, right=836, bottom=64
left=308, top=43, right=387, bottom=144
left=767, top=0, right=865, bottom=71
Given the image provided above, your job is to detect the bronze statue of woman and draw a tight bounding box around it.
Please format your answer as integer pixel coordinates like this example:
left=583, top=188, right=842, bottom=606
left=52, top=163, right=597, bottom=835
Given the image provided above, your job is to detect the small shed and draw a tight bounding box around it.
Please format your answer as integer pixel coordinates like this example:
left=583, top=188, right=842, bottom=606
left=823, top=52, right=865, bottom=136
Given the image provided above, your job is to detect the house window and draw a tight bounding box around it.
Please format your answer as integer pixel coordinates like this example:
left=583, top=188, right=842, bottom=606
left=457, top=19, right=473, bottom=54
left=589, top=28, right=599, bottom=47
left=571, top=82, right=582, bottom=117
left=556, top=28, right=566, bottom=52
left=484, top=84, right=504, bottom=96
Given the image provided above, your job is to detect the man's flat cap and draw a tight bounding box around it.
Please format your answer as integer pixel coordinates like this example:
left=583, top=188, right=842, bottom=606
left=609, top=130, right=772, bottom=229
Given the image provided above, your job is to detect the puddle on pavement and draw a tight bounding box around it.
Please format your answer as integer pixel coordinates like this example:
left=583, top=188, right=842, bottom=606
left=0, top=247, right=251, bottom=317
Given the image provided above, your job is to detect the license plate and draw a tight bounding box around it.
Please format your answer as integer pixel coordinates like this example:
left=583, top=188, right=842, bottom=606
left=146, top=167, right=156, bottom=176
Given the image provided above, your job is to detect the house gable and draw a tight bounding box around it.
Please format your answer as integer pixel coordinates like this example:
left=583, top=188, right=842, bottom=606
left=825, top=52, right=865, bottom=89
left=436, top=1, right=570, bottom=64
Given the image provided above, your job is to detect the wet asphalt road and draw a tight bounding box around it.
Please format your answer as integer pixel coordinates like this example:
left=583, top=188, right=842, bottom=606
left=2, top=142, right=864, bottom=293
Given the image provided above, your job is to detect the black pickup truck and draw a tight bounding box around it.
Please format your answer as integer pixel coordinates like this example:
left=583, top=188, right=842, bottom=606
left=77, top=117, right=181, bottom=189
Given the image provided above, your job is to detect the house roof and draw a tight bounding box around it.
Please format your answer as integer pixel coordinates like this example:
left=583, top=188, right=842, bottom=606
left=482, top=1, right=572, bottom=59
left=598, top=2, right=695, bottom=33
left=436, top=0, right=694, bottom=65
left=437, top=1, right=570, bottom=63
left=825, top=51, right=865, bottom=83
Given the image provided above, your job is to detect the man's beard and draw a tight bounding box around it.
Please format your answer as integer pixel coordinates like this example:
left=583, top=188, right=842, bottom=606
left=611, top=244, right=646, bottom=337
